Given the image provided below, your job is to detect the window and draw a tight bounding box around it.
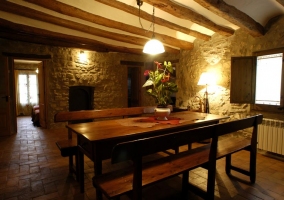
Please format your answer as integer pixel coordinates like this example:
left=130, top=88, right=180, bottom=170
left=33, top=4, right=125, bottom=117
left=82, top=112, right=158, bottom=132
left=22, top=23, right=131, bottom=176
left=231, top=48, right=284, bottom=112
left=18, top=73, right=38, bottom=105
left=255, top=53, right=283, bottom=105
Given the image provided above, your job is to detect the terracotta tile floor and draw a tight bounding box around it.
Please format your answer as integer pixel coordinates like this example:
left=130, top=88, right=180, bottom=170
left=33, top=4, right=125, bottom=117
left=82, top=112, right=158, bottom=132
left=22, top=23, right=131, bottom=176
left=0, top=116, right=284, bottom=199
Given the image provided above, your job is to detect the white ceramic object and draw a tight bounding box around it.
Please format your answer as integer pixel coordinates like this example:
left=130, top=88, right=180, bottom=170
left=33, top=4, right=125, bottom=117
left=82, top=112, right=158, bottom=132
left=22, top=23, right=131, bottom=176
left=154, top=107, right=171, bottom=120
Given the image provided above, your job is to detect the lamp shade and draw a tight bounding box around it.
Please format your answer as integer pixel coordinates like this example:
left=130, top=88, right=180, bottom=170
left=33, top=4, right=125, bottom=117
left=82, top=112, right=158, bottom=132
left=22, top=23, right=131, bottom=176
left=197, top=72, right=216, bottom=86
left=143, top=39, right=165, bottom=55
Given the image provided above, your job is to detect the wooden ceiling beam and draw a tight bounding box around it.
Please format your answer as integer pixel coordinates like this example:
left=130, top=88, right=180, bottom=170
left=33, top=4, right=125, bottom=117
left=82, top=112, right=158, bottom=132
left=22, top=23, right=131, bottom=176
left=93, top=0, right=210, bottom=41
left=21, top=0, right=192, bottom=49
left=276, top=0, right=284, bottom=7
left=0, top=18, right=146, bottom=54
left=194, top=0, right=265, bottom=37
left=1, top=1, right=183, bottom=52
left=139, top=0, right=234, bottom=36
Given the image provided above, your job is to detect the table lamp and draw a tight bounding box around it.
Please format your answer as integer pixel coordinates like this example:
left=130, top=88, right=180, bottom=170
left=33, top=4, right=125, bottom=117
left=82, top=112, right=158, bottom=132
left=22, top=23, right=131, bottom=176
left=197, top=72, right=216, bottom=113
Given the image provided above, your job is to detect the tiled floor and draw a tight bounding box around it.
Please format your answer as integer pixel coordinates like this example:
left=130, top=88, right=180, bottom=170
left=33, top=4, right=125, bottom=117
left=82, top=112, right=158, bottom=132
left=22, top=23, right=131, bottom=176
left=0, top=116, right=284, bottom=199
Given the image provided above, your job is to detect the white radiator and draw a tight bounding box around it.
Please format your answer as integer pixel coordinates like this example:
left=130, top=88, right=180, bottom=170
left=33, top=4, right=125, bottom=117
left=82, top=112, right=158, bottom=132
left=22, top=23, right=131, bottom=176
left=258, top=118, right=284, bottom=155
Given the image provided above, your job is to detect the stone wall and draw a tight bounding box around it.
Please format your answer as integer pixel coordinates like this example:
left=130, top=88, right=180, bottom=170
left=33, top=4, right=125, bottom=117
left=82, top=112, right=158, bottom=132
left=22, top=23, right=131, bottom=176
left=176, top=15, right=284, bottom=121
left=0, top=38, right=179, bottom=128
left=2, top=15, right=284, bottom=130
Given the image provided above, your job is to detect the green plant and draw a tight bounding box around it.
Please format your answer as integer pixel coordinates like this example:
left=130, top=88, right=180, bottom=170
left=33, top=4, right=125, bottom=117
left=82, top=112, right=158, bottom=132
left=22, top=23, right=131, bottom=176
left=143, top=61, right=178, bottom=106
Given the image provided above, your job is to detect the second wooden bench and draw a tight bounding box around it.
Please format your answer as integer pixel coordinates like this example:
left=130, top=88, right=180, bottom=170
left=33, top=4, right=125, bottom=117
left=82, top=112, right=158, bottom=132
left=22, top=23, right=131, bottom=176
left=93, top=114, right=263, bottom=200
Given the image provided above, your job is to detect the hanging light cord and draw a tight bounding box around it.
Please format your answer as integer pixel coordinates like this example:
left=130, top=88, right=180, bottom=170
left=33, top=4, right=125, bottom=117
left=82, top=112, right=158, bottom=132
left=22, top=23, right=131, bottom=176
left=152, top=6, right=155, bottom=37
left=138, top=4, right=155, bottom=34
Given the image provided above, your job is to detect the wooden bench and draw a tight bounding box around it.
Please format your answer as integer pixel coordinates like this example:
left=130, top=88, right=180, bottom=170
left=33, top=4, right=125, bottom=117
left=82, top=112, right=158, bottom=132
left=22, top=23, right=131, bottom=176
left=188, top=114, right=263, bottom=199
left=92, top=114, right=263, bottom=200
left=54, top=107, right=154, bottom=180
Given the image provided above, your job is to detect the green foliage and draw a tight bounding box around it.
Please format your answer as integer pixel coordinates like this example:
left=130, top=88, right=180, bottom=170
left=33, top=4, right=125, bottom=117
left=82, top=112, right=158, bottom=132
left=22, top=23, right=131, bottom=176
left=142, top=61, right=178, bottom=106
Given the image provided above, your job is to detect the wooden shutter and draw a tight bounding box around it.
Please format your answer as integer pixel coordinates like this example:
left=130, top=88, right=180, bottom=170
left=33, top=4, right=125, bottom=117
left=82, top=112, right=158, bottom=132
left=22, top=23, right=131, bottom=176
left=230, top=56, right=256, bottom=103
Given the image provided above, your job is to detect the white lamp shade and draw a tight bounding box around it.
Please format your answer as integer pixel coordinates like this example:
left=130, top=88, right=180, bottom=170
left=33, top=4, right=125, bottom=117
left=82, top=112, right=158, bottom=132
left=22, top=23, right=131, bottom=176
left=143, top=39, right=165, bottom=55
left=197, top=72, right=216, bottom=86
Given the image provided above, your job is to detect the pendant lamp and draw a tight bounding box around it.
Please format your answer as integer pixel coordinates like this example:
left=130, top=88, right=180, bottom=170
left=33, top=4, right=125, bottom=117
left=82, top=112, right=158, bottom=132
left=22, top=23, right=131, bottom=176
left=143, top=38, right=165, bottom=54
left=137, top=0, right=165, bottom=55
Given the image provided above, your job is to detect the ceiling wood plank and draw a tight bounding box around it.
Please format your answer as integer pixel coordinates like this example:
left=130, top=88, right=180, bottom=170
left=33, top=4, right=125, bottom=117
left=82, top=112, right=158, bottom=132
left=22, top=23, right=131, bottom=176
left=120, top=61, right=144, bottom=66
left=21, top=0, right=193, bottom=49
left=137, top=0, right=234, bottom=36
left=0, top=18, right=147, bottom=54
left=93, top=0, right=211, bottom=41
left=194, top=0, right=264, bottom=37
left=276, top=0, right=284, bottom=7
left=1, top=1, right=184, bottom=52
left=120, top=59, right=179, bottom=66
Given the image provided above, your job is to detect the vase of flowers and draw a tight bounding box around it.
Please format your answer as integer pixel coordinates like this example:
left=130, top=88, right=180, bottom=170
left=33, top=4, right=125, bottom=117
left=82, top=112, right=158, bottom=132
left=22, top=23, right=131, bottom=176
left=143, top=61, right=178, bottom=120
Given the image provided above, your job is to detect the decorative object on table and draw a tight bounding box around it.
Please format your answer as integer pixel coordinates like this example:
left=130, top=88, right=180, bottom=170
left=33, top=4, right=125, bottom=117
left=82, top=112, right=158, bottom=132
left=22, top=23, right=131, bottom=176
left=154, top=107, right=171, bottom=120
left=143, top=61, right=178, bottom=120
left=137, top=116, right=181, bottom=125
left=197, top=72, right=216, bottom=113
left=191, top=96, right=203, bottom=112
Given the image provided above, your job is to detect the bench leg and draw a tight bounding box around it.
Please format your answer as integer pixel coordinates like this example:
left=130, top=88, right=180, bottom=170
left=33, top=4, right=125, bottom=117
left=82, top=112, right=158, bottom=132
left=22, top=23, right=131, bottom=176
left=174, top=146, right=179, bottom=154
left=68, top=155, right=74, bottom=175
left=94, top=159, right=103, bottom=200
left=226, top=150, right=256, bottom=183
left=75, top=153, right=80, bottom=181
left=78, top=150, right=84, bottom=193
left=225, top=154, right=231, bottom=175
left=207, top=163, right=216, bottom=200
left=181, top=171, right=189, bottom=199
left=249, top=149, right=256, bottom=183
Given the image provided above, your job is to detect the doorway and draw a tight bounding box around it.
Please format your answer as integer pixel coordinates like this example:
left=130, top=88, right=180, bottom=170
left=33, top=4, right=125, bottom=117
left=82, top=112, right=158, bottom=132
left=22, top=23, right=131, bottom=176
left=0, top=53, right=50, bottom=136
left=127, top=66, right=141, bottom=107
left=14, top=59, right=45, bottom=128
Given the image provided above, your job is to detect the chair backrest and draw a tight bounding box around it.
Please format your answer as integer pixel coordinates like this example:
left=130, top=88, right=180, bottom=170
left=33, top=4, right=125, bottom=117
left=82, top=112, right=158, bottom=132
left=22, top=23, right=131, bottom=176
left=54, top=106, right=155, bottom=139
left=54, top=106, right=154, bottom=123
left=215, top=114, right=263, bottom=137
left=111, top=124, right=214, bottom=164
left=111, top=114, right=263, bottom=164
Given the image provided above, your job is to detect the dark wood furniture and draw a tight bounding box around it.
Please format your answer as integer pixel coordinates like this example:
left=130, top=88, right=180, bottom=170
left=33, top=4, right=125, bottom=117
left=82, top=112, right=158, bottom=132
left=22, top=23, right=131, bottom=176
left=188, top=114, right=263, bottom=198
left=92, top=114, right=263, bottom=200
left=66, top=111, right=228, bottom=198
left=54, top=107, right=152, bottom=180
left=31, top=105, right=40, bottom=126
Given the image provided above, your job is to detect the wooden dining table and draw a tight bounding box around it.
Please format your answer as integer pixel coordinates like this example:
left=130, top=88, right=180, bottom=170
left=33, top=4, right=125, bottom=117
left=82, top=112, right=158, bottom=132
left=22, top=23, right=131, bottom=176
left=66, top=111, right=228, bottom=198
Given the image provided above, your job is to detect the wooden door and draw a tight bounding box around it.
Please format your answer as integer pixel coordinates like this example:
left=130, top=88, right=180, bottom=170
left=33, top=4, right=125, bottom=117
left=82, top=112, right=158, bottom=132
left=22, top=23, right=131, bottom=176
left=230, top=56, right=256, bottom=103
left=0, top=56, right=16, bottom=136
left=38, top=61, right=46, bottom=128
left=128, top=67, right=141, bottom=107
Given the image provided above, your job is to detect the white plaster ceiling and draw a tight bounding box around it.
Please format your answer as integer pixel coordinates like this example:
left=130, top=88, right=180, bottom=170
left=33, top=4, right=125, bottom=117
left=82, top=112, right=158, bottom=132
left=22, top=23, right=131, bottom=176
left=1, top=0, right=284, bottom=53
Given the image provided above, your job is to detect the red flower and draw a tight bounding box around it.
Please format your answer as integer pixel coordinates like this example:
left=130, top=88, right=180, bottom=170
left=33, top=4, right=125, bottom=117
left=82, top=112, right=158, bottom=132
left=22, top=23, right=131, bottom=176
left=154, top=61, right=162, bottom=69
left=144, top=70, right=150, bottom=76
left=161, top=73, right=170, bottom=82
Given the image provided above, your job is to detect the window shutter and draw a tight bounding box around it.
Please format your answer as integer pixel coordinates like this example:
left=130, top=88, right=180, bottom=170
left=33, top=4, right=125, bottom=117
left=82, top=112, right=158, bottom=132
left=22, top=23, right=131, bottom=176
left=230, top=56, right=256, bottom=103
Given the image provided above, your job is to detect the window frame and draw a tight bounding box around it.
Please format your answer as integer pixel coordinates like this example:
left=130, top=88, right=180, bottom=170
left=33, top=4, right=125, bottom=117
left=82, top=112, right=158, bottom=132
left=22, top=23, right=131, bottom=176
left=252, top=48, right=284, bottom=112
left=230, top=47, right=284, bottom=112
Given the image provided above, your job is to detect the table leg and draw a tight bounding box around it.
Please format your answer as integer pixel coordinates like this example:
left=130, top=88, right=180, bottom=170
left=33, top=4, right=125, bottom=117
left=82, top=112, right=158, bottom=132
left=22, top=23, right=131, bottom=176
left=95, top=158, right=103, bottom=200
left=78, top=149, right=84, bottom=193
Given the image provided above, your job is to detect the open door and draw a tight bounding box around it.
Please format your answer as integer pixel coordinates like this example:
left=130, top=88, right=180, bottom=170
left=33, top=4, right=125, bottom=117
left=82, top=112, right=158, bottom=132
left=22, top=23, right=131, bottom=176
left=128, top=67, right=141, bottom=107
left=0, top=56, right=16, bottom=136
left=38, top=61, right=46, bottom=128
left=1, top=53, right=50, bottom=134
